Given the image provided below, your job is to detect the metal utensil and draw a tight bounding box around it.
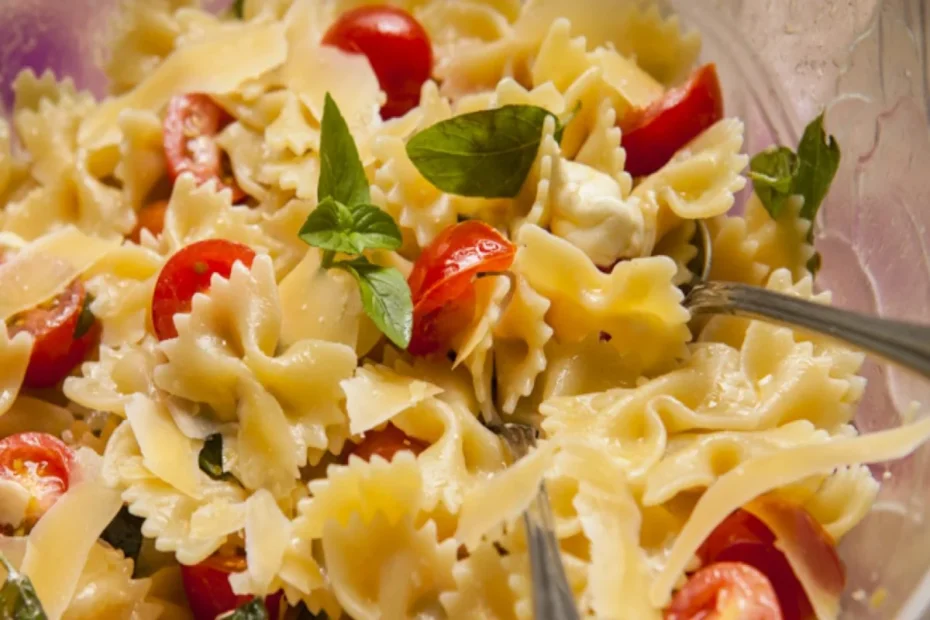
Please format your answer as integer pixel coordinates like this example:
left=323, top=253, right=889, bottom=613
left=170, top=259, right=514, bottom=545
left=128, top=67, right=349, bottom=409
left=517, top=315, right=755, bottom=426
left=686, top=220, right=930, bottom=379
left=493, top=423, right=579, bottom=620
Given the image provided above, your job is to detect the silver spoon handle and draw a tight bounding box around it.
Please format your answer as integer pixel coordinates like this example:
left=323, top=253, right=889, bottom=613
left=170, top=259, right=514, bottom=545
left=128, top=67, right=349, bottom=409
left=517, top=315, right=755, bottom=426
left=687, top=281, right=930, bottom=380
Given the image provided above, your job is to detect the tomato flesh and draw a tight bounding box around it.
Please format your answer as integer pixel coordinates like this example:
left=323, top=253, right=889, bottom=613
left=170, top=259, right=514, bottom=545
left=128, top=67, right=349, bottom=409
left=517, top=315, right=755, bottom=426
left=665, top=561, right=783, bottom=620
left=163, top=94, right=244, bottom=199
left=408, top=221, right=516, bottom=356
left=698, top=509, right=814, bottom=620
left=0, top=432, right=74, bottom=525
left=180, top=554, right=282, bottom=620
left=620, top=63, right=724, bottom=177
left=8, top=278, right=100, bottom=388
left=129, top=199, right=169, bottom=244
left=322, top=5, right=433, bottom=119
left=151, top=239, right=256, bottom=340
left=347, top=424, right=428, bottom=463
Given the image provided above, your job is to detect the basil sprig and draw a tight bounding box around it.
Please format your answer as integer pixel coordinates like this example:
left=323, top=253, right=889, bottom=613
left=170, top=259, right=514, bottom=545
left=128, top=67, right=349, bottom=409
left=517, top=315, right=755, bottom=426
left=299, top=94, right=412, bottom=349
left=0, top=553, right=47, bottom=620
left=100, top=506, right=145, bottom=570
left=749, top=113, right=840, bottom=273
left=749, top=113, right=840, bottom=225
left=406, top=104, right=568, bottom=198
left=220, top=598, right=267, bottom=620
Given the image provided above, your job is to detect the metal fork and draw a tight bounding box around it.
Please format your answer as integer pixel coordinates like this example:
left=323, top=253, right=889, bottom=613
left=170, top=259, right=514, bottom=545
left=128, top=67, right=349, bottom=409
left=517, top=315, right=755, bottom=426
left=494, top=423, right=580, bottom=620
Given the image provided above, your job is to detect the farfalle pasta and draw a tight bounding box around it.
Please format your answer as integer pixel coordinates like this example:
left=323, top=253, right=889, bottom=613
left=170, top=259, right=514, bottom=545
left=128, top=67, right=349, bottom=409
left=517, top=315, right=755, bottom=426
left=0, top=1, right=926, bottom=619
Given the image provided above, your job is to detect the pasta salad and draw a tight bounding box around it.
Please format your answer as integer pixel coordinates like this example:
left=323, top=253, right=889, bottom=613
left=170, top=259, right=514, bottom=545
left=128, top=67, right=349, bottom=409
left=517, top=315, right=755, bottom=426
left=0, top=0, right=927, bottom=619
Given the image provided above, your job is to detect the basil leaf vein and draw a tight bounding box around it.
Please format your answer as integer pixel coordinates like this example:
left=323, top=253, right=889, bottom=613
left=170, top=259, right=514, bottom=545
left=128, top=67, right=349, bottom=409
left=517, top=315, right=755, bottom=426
left=406, top=105, right=559, bottom=198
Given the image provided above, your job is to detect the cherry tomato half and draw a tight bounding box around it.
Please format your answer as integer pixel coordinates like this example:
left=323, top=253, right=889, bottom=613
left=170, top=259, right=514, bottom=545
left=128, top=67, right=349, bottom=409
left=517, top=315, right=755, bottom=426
left=8, top=278, right=101, bottom=388
left=698, top=509, right=815, bottom=620
left=620, top=63, right=724, bottom=177
left=322, top=5, right=433, bottom=119
left=151, top=239, right=256, bottom=340
left=129, top=199, right=169, bottom=244
left=665, top=561, right=783, bottom=620
left=407, top=221, right=515, bottom=356
left=163, top=94, right=244, bottom=199
left=346, top=424, right=428, bottom=463
left=0, top=432, right=74, bottom=525
left=180, top=553, right=282, bottom=620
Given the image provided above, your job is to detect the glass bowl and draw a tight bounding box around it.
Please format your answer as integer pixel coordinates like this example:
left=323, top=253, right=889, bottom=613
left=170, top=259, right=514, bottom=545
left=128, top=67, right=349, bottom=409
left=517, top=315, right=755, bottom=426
left=3, top=0, right=929, bottom=618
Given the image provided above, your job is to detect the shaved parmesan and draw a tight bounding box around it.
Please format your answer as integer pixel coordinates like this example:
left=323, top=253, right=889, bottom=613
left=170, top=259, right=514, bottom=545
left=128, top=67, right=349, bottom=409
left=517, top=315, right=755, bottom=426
left=0, top=227, right=119, bottom=321
left=0, top=329, right=32, bottom=417
left=125, top=394, right=202, bottom=499
left=20, top=449, right=122, bottom=620
left=341, top=364, right=443, bottom=435
left=80, top=20, right=288, bottom=149
left=230, top=489, right=292, bottom=596
left=650, top=415, right=930, bottom=608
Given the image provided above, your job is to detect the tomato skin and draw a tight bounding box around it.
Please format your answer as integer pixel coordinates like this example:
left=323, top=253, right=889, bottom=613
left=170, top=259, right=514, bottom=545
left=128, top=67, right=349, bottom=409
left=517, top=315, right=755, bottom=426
left=408, top=221, right=516, bottom=356
left=665, top=562, right=783, bottom=620
left=620, top=63, right=724, bottom=177
left=698, top=509, right=814, bottom=620
left=180, top=554, right=283, bottom=620
left=151, top=239, right=256, bottom=341
left=163, top=94, right=244, bottom=199
left=129, top=200, right=169, bottom=244
left=322, top=5, right=433, bottom=119
left=346, top=424, right=428, bottom=463
left=0, top=432, right=74, bottom=522
left=9, top=278, right=100, bottom=388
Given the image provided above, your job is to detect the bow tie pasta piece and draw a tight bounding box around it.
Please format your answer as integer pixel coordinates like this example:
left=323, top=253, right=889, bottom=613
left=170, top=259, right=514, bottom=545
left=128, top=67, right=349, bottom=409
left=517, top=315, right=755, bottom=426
left=265, top=92, right=320, bottom=157
left=652, top=220, right=698, bottom=286
left=115, top=109, right=168, bottom=213
left=416, top=0, right=515, bottom=57
left=0, top=326, right=32, bottom=417
left=393, top=399, right=507, bottom=514
left=438, top=541, right=523, bottom=620
left=322, top=515, right=457, bottom=620
left=295, top=451, right=423, bottom=541
left=515, top=224, right=690, bottom=374
left=102, top=421, right=248, bottom=564
left=64, top=337, right=160, bottom=417
left=704, top=212, right=768, bottom=286
left=633, top=118, right=748, bottom=243
left=383, top=348, right=481, bottom=414
left=154, top=255, right=357, bottom=480
left=539, top=335, right=641, bottom=401
left=227, top=489, right=293, bottom=597
left=745, top=192, right=816, bottom=281
left=801, top=465, right=879, bottom=541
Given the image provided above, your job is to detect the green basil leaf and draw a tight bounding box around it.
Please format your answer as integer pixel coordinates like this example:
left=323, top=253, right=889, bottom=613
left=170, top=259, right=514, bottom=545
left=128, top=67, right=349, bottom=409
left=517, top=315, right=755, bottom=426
left=294, top=603, right=328, bottom=619
left=793, top=112, right=840, bottom=226
left=0, top=553, right=47, bottom=620
left=198, top=433, right=228, bottom=481
left=220, top=598, right=268, bottom=620
left=230, top=0, right=245, bottom=18
left=335, top=258, right=412, bottom=349
left=318, top=93, right=370, bottom=207
left=749, top=146, right=799, bottom=219
left=73, top=293, right=96, bottom=339
left=100, top=506, right=145, bottom=569
left=406, top=105, right=556, bottom=198
left=299, top=197, right=402, bottom=254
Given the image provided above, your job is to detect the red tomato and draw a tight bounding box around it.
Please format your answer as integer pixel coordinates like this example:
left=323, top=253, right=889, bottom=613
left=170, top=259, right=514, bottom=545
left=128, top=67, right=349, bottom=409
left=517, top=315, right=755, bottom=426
left=665, top=561, right=782, bottom=620
left=151, top=239, right=256, bottom=340
left=163, top=94, right=244, bottom=199
left=8, top=278, right=101, bottom=388
left=0, top=432, right=74, bottom=523
left=322, top=5, right=433, bottom=119
left=620, top=63, right=724, bottom=177
left=347, top=424, right=428, bottom=463
left=698, top=509, right=814, bottom=620
left=129, top=200, right=169, bottom=244
left=180, top=554, right=283, bottom=620
left=407, top=221, right=515, bottom=356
